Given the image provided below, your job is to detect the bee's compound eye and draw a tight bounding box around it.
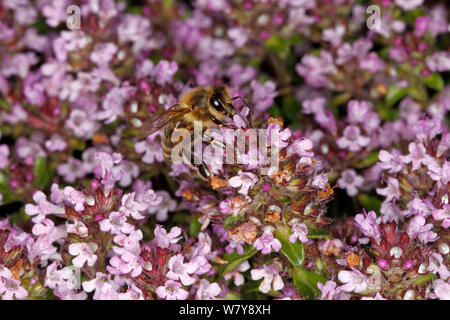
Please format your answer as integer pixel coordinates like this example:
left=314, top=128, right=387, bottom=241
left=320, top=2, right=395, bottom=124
left=210, top=94, right=224, bottom=112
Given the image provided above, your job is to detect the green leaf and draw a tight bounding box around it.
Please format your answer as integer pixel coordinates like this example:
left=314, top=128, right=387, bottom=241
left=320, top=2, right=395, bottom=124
left=33, top=157, right=54, bottom=189
left=282, top=95, right=300, bottom=121
left=292, top=268, right=328, bottom=300
left=0, top=171, right=9, bottom=193
left=414, top=273, right=437, bottom=286
left=264, top=35, right=289, bottom=55
left=219, top=246, right=257, bottom=276
left=357, top=194, right=381, bottom=213
left=329, top=92, right=351, bottom=108
left=288, top=33, right=303, bottom=46
left=223, top=292, right=242, bottom=300
left=422, top=73, right=444, bottom=91
left=408, top=76, right=428, bottom=102
left=223, top=214, right=241, bottom=229
left=188, top=217, right=202, bottom=238
left=266, top=104, right=282, bottom=118
left=385, top=84, right=408, bottom=107
left=275, top=226, right=304, bottom=267
left=354, top=151, right=379, bottom=169
left=307, top=228, right=332, bottom=240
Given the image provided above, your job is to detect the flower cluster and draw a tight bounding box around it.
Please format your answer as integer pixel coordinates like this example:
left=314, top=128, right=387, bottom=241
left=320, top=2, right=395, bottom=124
left=0, top=0, right=448, bottom=300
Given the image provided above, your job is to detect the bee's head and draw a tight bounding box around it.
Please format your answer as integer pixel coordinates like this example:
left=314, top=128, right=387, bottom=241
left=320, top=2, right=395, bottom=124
left=208, top=86, right=236, bottom=124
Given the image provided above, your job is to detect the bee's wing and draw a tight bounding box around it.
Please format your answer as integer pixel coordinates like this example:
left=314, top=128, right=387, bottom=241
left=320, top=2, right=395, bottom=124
left=137, top=103, right=191, bottom=140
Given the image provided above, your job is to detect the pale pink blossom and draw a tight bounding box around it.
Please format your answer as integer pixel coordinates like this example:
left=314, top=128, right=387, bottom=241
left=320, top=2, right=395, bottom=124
left=68, top=242, right=98, bottom=268
left=251, top=265, right=284, bottom=294
left=338, top=269, right=368, bottom=293
left=253, top=231, right=281, bottom=254
left=229, top=170, right=258, bottom=195
left=156, top=280, right=189, bottom=300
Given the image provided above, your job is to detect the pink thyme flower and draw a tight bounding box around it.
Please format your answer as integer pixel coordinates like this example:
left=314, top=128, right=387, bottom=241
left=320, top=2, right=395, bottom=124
left=250, top=80, right=277, bottom=112
left=336, top=125, right=370, bottom=152
left=118, top=284, right=145, bottom=300
left=63, top=186, right=86, bottom=212
left=253, top=231, right=281, bottom=254
left=224, top=261, right=250, bottom=286
left=44, top=262, right=80, bottom=297
left=395, top=0, right=423, bottom=11
left=196, top=279, right=221, bottom=300
left=288, top=138, right=314, bottom=158
left=432, top=207, right=450, bottom=229
left=65, top=109, right=100, bottom=140
left=99, top=212, right=135, bottom=235
left=56, top=157, right=87, bottom=183
left=337, top=169, right=364, bottom=197
left=146, top=190, right=176, bottom=221
left=426, top=253, right=449, bottom=280
left=154, top=60, right=178, bottom=85
left=90, top=43, right=117, bottom=67
left=94, top=151, right=123, bottom=179
left=66, top=219, right=88, bottom=238
left=68, top=242, right=98, bottom=268
left=402, top=142, right=433, bottom=171
left=354, top=210, right=381, bottom=243
left=406, top=216, right=438, bottom=244
left=134, top=138, right=165, bottom=164
left=25, top=191, right=65, bottom=223
left=0, top=145, right=10, bottom=169
left=267, top=123, right=291, bottom=149
left=361, top=293, right=388, bottom=300
left=431, top=280, right=450, bottom=300
left=359, top=52, right=385, bottom=73
left=347, top=100, right=370, bottom=124
left=119, top=192, right=148, bottom=220
left=113, top=230, right=143, bottom=254
left=378, top=149, right=405, bottom=173
left=289, top=223, right=309, bottom=244
left=111, top=160, right=139, bottom=188
left=44, top=134, right=67, bottom=152
left=338, top=269, right=368, bottom=293
left=42, top=0, right=69, bottom=27
left=322, top=24, right=346, bottom=47
left=156, top=280, right=189, bottom=300
left=251, top=264, right=284, bottom=294
left=27, top=234, right=60, bottom=263
left=296, top=50, right=335, bottom=88
left=376, top=177, right=401, bottom=202
left=317, top=280, right=350, bottom=300
left=97, top=84, right=136, bottom=124
left=82, top=272, right=120, bottom=300
left=4, top=226, right=30, bottom=252
left=108, top=252, right=142, bottom=278
left=31, top=218, right=65, bottom=242
left=166, top=254, right=197, bottom=286
left=228, top=170, right=258, bottom=195
left=311, top=173, right=328, bottom=189
left=426, top=52, right=450, bottom=72
left=0, top=274, right=28, bottom=300
left=302, top=97, right=326, bottom=115
left=154, top=225, right=182, bottom=249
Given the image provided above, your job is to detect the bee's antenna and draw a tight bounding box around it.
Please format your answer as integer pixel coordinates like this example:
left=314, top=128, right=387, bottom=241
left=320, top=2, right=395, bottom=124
left=231, top=96, right=252, bottom=128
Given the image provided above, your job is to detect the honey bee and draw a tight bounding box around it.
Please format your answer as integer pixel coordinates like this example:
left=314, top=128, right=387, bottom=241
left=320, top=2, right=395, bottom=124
left=138, top=86, right=250, bottom=179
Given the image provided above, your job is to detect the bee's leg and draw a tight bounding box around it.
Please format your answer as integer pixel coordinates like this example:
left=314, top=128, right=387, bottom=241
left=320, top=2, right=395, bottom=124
left=181, top=138, right=211, bottom=180
left=198, top=162, right=211, bottom=179
left=202, top=132, right=227, bottom=149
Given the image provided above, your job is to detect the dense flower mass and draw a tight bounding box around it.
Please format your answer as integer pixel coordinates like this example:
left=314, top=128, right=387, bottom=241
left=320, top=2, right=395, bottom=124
left=0, top=0, right=448, bottom=300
